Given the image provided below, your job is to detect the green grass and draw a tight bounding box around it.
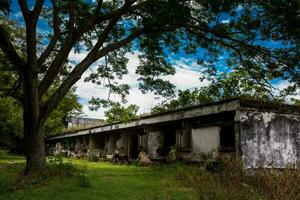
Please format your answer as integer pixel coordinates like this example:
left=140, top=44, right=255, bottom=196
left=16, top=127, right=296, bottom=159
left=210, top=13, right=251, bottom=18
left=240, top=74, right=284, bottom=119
left=0, top=155, right=199, bottom=200
left=1, top=154, right=299, bottom=200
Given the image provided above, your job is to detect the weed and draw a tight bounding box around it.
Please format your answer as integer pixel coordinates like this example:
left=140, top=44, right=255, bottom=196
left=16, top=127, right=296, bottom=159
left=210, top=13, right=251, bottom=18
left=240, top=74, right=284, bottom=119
left=175, top=155, right=300, bottom=200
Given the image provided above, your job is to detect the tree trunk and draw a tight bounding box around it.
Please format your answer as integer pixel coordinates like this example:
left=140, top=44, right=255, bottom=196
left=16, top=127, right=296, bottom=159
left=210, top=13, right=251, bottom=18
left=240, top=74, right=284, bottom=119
left=24, top=125, right=45, bottom=174
left=23, top=71, right=46, bottom=175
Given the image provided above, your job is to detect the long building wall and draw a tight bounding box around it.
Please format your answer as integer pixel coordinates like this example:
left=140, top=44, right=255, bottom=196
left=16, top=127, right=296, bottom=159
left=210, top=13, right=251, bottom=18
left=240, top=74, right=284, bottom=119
left=46, top=99, right=300, bottom=168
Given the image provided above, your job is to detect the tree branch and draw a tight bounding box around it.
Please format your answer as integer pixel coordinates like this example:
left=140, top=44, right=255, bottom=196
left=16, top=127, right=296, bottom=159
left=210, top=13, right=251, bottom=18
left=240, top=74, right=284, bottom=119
left=41, top=28, right=145, bottom=120
left=18, top=0, right=30, bottom=22
left=38, top=0, right=135, bottom=100
left=0, top=77, right=23, bottom=103
left=0, top=26, right=25, bottom=76
left=32, top=0, right=45, bottom=24
left=37, top=0, right=60, bottom=65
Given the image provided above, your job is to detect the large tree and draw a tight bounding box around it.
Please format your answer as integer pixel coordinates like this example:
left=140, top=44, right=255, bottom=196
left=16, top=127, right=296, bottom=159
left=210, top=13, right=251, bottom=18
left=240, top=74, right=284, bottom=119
left=0, top=0, right=299, bottom=174
left=0, top=16, right=82, bottom=150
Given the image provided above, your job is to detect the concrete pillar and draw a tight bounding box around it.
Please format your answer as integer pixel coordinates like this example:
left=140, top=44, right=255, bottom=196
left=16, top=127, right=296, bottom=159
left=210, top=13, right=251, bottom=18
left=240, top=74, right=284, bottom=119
left=138, top=134, right=148, bottom=151
left=116, top=133, right=129, bottom=155
left=105, top=135, right=117, bottom=155
left=75, top=137, right=81, bottom=152
left=147, top=130, right=164, bottom=159
left=83, top=136, right=88, bottom=146
left=89, top=135, right=98, bottom=149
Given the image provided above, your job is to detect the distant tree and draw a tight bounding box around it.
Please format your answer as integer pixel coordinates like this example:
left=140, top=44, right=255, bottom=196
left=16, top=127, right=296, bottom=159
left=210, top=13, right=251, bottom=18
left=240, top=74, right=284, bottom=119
left=0, top=97, right=23, bottom=150
left=0, top=0, right=299, bottom=173
left=104, top=103, right=139, bottom=124
left=151, top=70, right=289, bottom=113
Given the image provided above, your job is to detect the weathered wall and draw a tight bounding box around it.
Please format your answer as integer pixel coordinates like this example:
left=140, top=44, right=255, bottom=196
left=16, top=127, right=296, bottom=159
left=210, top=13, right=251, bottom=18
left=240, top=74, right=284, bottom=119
left=116, top=133, right=129, bottom=154
left=89, top=135, right=98, bottom=149
left=147, top=131, right=164, bottom=159
left=240, top=110, right=300, bottom=168
left=138, top=134, right=148, bottom=151
left=191, top=127, right=219, bottom=157
left=176, top=129, right=191, bottom=149
left=105, top=135, right=118, bottom=155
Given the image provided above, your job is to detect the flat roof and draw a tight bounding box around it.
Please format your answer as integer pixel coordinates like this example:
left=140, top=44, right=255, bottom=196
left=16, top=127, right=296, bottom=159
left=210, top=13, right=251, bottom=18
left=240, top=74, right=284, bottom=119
left=46, top=98, right=300, bottom=141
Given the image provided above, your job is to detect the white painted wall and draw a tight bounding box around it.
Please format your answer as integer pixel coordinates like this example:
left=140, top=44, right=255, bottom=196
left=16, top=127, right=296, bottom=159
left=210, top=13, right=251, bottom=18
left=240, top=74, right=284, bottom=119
left=191, top=127, right=220, bottom=155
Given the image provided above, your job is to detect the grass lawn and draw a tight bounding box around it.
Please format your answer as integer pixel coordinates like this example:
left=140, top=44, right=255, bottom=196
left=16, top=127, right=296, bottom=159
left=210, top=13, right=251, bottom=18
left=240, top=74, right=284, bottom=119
left=0, top=155, right=199, bottom=200
left=1, top=154, right=299, bottom=200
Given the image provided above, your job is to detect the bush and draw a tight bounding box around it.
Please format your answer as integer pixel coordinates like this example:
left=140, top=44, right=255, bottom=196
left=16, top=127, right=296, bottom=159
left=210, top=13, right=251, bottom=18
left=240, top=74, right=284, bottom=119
left=77, top=172, right=91, bottom=187
left=0, top=149, right=9, bottom=158
left=10, top=155, right=92, bottom=191
left=47, top=155, right=77, bottom=176
left=87, top=154, right=99, bottom=162
left=47, top=156, right=91, bottom=188
left=205, top=159, right=224, bottom=173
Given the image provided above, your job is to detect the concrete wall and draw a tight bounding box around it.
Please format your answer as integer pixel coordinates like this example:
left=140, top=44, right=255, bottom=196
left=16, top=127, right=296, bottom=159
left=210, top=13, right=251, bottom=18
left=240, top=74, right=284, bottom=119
left=116, top=133, right=129, bottom=155
left=105, top=135, right=118, bottom=155
left=89, top=135, right=98, bottom=149
left=191, top=127, right=220, bottom=156
left=147, top=130, right=164, bottom=159
left=240, top=110, right=300, bottom=168
left=138, top=134, right=148, bottom=151
left=176, top=129, right=191, bottom=149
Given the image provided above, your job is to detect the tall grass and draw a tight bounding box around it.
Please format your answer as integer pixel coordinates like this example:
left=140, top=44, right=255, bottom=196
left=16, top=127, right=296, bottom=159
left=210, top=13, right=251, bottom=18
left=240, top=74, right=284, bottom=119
left=176, top=155, right=300, bottom=200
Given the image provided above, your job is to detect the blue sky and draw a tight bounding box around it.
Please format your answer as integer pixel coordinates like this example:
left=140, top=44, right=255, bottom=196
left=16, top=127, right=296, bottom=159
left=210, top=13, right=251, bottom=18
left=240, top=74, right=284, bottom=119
left=6, top=1, right=298, bottom=119
left=7, top=0, right=216, bottom=118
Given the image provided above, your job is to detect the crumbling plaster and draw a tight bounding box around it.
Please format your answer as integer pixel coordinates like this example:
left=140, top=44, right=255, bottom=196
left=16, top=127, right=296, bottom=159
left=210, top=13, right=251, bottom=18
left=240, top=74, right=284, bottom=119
left=240, top=110, right=300, bottom=168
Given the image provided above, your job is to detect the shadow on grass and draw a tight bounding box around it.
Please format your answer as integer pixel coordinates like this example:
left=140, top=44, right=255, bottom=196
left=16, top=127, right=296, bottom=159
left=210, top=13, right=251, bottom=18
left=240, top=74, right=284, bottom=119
left=0, top=156, right=199, bottom=200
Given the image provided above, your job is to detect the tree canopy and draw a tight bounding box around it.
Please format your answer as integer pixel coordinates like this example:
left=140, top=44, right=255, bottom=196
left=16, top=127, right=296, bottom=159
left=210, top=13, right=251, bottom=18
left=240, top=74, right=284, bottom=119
left=0, top=0, right=299, bottom=173
left=0, top=15, right=82, bottom=151
left=104, top=102, right=139, bottom=124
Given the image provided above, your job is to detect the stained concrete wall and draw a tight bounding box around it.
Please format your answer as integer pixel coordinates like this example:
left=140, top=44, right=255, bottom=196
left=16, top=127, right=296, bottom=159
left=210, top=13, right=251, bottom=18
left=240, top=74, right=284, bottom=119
left=105, top=135, right=118, bottom=155
left=89, top=135, right=98, bottom=149
left=116, top=133, right=129, bottom=155
left=147, top=130, right=164, bottom=159
left=240, top=110, right=300, bottom=168
left=191, top=127, right=220, bottom=156
left=138, top=134, right=148, bottom=151
left=176, top=129, right=191, bottom=149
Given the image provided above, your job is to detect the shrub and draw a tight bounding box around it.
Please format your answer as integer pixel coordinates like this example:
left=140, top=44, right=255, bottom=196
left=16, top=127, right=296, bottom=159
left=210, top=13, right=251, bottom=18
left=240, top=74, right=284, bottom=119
left=205, top=159, right=224, bottom=173
left=46, top=155, right=77, bottom=176
left=0, top=181, right=8, bottom=194
left=11, top=155, right=92, bottom=191
left=47, top=156, right=91, bottom=188
left=0, top=149, right=9, bottom=158
left=77, top=172, right=91, bottom=187
left=87, top=154, right=99, bottom=162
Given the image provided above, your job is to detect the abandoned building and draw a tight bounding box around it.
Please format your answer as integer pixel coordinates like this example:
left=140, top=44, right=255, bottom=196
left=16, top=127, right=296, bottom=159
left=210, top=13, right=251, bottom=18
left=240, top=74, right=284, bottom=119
left=66, top=117, right=104, bottom=129
left=46, top=98, right=300, bottom=168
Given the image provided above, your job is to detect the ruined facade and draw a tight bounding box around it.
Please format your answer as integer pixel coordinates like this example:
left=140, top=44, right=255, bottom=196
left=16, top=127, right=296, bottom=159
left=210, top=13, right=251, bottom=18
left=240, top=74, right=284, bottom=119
left=46, top=99, right=300, bottom=168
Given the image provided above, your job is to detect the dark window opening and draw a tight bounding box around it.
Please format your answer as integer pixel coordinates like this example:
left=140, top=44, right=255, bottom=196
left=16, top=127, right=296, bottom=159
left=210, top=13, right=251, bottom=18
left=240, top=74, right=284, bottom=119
left=130, top=134, right=139, bottom=159
left=219, top=125, right=236, bottom=152
left=162, top=129, right=176, bottom=156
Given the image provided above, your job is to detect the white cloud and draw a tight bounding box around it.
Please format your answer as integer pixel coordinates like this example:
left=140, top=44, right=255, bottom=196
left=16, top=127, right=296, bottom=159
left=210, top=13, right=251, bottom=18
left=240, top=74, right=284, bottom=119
left=220, top=19, right=230, bottom=24
left=73, top=51, right=208, bottom=119
left=272, top=81, right=300, bottom=102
